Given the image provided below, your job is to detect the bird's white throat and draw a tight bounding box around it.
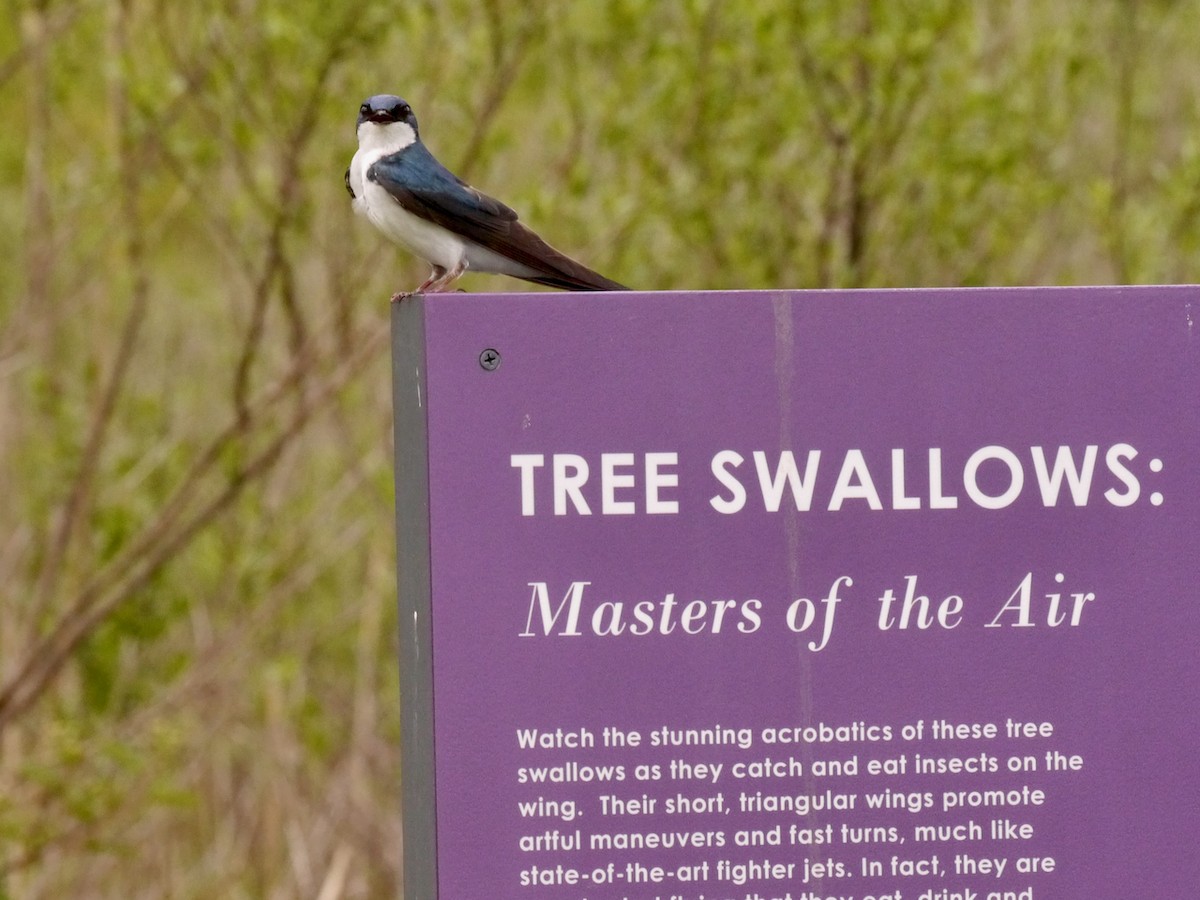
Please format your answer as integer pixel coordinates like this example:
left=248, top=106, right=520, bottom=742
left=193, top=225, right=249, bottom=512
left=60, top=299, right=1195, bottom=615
left=356, top=120, right=417, bottom=157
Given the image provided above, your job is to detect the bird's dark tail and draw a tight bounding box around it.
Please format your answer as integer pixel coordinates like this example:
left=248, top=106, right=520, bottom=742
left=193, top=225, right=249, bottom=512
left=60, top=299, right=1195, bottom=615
left=506, top=221, right=630, bottom=291
left=523, top=270, right=630, bottom=292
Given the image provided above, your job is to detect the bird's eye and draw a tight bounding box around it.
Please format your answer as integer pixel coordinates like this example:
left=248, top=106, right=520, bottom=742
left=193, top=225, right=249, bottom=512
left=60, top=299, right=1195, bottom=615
left=360, top=103, right=371, bottom=116
left=392, top=103, right=409, bottom=119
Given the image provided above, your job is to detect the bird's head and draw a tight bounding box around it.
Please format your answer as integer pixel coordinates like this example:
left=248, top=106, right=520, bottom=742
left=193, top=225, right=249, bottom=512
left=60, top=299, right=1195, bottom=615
left=356, top=94, right=419, bottom=152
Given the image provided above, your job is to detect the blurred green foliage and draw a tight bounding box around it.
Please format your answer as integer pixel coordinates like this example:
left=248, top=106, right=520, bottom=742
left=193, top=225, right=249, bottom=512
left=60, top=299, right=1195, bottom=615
left=0, top=0, right=1197, bottom=895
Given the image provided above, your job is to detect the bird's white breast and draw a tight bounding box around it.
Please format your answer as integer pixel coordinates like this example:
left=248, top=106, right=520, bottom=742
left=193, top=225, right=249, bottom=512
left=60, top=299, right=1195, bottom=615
left=350, top=121, right=467, bottom=271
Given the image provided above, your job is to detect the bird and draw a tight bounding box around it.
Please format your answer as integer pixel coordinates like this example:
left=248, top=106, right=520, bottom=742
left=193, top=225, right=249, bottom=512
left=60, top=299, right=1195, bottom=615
left=345, top=94, right=629, bottom=300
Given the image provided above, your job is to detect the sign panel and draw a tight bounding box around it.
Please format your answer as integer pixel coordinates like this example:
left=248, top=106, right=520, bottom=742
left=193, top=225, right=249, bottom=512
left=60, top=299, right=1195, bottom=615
left=392, top=287, right=1199, bottom=899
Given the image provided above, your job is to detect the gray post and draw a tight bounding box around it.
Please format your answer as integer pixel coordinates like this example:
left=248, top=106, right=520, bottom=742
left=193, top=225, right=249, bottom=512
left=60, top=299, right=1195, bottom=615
left=390, top=300, right=437, bottom=899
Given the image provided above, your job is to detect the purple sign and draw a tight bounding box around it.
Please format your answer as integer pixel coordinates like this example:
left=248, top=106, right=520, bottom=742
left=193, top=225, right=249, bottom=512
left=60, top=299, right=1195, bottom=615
left=391, top=287, right=1200, bottom=900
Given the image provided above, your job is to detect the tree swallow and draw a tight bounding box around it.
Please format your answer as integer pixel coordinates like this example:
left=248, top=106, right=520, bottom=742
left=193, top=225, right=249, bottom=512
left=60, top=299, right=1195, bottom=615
left=346, top=94, right=629, bottom=299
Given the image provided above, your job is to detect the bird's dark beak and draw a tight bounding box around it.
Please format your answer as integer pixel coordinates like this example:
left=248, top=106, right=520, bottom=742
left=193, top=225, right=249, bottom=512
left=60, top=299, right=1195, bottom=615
left=367, top=109, right=394, bottom=124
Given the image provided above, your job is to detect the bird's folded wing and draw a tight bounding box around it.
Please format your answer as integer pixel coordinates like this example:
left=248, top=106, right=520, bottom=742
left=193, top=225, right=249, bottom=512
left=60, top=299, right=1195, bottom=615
left=368, top=144, right=519, bottom=240
left=367, top=145, right=626, bottom=291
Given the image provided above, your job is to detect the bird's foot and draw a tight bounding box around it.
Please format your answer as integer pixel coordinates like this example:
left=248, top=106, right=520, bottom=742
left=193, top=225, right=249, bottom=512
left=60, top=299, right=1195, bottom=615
left=393, top=261, right=468, bottom=302
left=420, top=261, right=467, bottom=294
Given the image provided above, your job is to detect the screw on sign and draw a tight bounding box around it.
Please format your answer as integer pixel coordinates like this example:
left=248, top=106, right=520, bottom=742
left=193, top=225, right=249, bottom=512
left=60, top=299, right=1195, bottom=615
left=479, top=348, right=501, bottom=371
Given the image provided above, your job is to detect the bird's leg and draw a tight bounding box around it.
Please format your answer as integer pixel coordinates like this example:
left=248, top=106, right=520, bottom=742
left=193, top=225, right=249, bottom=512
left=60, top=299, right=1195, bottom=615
left=390, top=260, right=468, bottom=302
left=422, top=259, right=468, bottom=293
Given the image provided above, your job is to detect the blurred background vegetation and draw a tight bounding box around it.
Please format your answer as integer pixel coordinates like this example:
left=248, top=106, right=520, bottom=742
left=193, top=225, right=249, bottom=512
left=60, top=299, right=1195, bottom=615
left=0, top=0, right=1197, bottom=896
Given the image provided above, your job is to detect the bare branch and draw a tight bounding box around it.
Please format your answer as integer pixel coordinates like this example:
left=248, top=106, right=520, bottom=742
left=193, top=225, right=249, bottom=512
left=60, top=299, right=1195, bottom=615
left=0, top=2, right=86, bottom=90
left=456, top=2, right=540, bottom=181
left=0, top=323, right=389, bottom=734
left=33, top=0, right=152, bottom=617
